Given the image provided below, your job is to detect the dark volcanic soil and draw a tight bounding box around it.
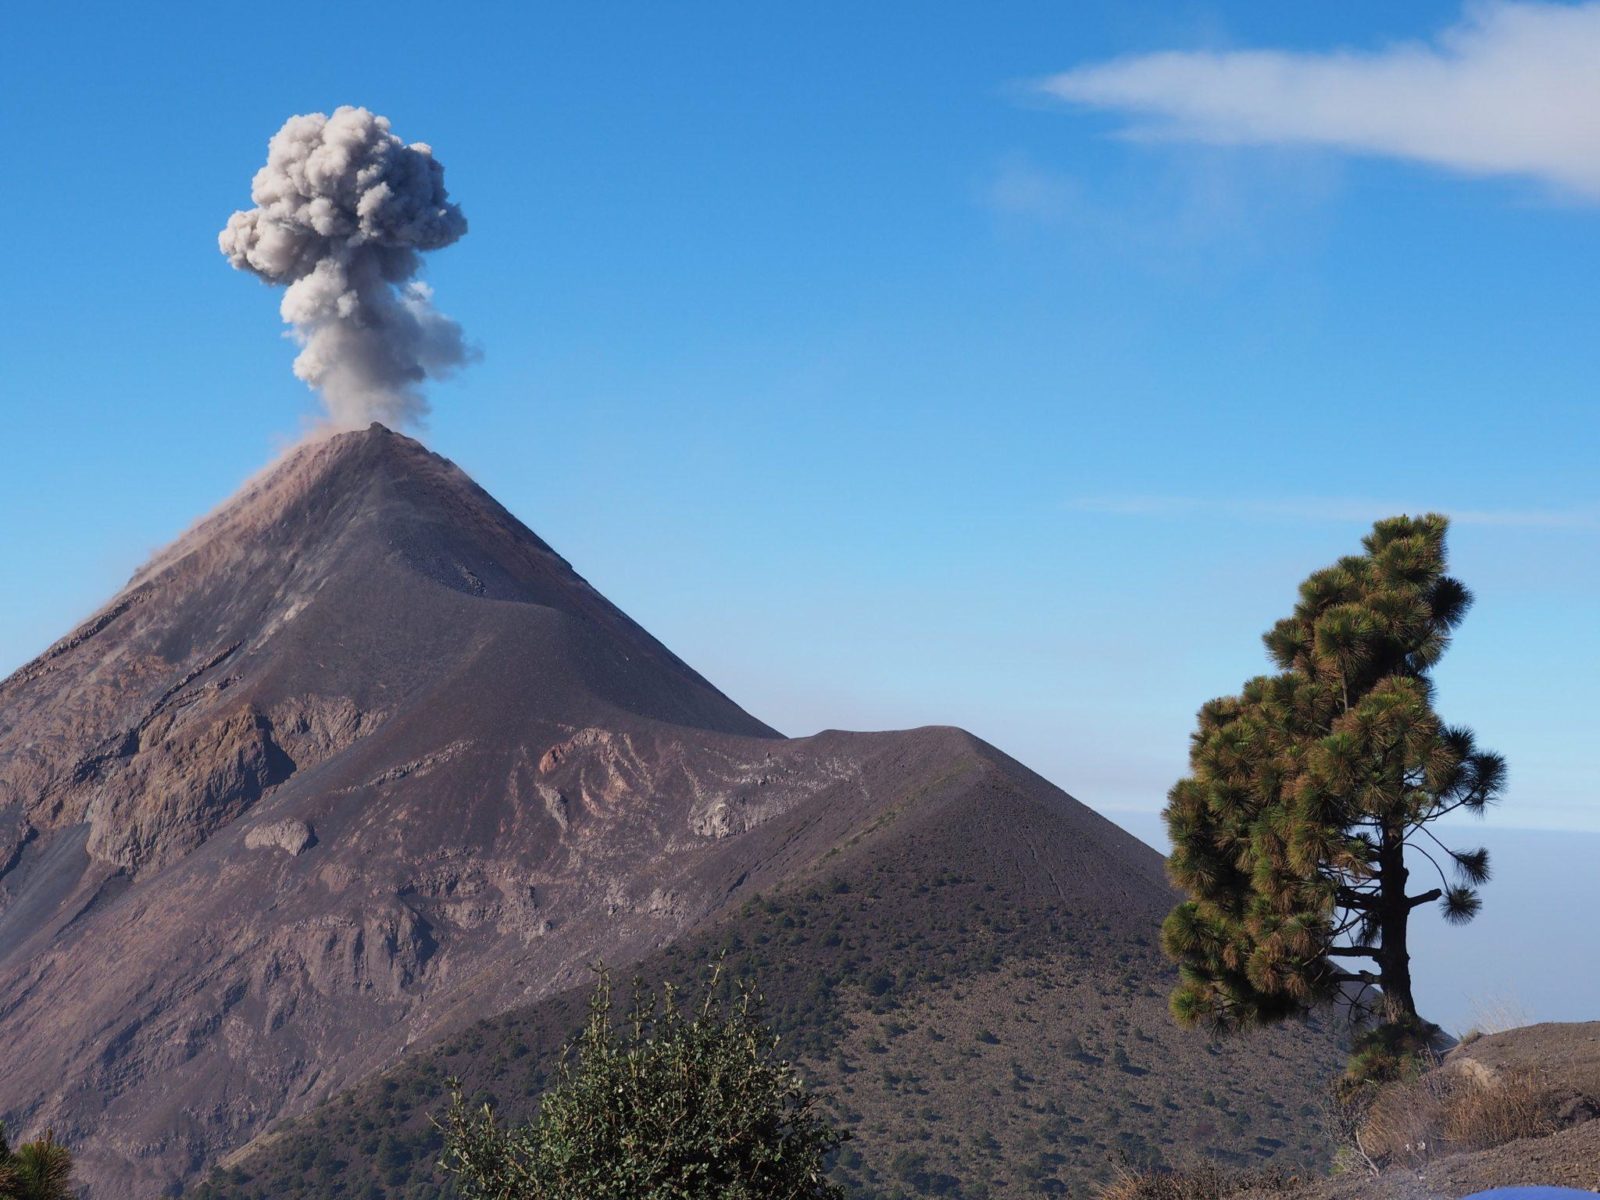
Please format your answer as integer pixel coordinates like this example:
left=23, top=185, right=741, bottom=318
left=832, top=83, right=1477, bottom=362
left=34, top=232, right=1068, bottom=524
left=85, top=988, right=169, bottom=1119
left=0, top=426, right=1348, bottom=1199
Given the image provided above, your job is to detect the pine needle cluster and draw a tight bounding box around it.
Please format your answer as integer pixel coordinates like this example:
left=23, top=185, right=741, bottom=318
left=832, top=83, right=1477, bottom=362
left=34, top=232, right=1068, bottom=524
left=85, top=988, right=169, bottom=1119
left=0, top=1125, right=74, bottom=1200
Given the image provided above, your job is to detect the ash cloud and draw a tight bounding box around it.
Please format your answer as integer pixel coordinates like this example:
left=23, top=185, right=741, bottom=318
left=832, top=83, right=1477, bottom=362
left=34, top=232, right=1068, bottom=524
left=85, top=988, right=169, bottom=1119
left=220, top=106, right=474, bottom=428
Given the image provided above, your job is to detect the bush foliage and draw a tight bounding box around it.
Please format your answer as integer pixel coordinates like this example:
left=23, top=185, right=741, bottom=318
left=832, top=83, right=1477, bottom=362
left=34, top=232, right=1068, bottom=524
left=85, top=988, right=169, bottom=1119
left=440, top=967, right=847, bottom=1200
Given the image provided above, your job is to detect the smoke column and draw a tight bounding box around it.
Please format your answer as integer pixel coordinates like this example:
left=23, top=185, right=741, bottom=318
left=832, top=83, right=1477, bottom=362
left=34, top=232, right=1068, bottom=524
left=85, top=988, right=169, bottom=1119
left=220, top=106, right=473, bottom=428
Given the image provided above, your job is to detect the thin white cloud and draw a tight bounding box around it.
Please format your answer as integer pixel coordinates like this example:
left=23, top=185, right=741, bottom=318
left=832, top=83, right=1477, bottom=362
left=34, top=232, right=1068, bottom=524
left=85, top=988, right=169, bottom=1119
left=985, top=157, right=1080, bottom=222
left=1066, top=495, right=1600, bottom=529
left=1039, top=2, right=1600, bottom=200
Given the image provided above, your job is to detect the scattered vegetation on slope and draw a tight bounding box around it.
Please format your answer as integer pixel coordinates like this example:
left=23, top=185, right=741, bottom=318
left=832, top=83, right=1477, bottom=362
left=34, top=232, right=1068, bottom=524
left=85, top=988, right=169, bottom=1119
left=190, top=849, right=1344, bottom=1200
left=1098, top=1161, right=1293, bottom=1200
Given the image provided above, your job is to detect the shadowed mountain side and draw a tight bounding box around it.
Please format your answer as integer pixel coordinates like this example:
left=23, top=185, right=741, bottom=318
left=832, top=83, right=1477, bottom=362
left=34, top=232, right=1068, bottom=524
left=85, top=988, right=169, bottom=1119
left=192, top=736, right=1344, bottom=1199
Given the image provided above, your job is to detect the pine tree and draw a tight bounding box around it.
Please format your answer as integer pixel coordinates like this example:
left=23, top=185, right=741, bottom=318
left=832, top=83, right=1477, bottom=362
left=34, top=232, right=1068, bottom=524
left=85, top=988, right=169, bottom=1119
left=1160, top=515, right=1505, bottom=1074
left=0, top=1124, right=75, bottom=1200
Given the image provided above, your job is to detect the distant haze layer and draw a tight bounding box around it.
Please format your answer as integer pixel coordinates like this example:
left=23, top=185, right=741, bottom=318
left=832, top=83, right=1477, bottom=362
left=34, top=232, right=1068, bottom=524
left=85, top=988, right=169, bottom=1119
left=1110, top=810, right=1600, bottom=1035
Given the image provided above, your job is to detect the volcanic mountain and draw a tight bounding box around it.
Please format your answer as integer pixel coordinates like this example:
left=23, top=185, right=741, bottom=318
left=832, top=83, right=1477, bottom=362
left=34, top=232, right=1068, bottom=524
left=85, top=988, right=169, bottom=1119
left=0, top=426, right=1344, bottom=1199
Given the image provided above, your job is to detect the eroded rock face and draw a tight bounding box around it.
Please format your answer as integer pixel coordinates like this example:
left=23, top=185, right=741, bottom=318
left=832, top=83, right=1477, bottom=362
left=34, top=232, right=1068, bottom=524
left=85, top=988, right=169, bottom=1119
left=245, top=818, right=315, bottom=856
left=0, top=426, right=785, bottom=1200
left=84, top=705, right=292, bottom=873
left=271, top=695, right=378, bottom=765
left=0, top=667, right=382, bottom=878
left=257, top=905, right=438, bottom=1000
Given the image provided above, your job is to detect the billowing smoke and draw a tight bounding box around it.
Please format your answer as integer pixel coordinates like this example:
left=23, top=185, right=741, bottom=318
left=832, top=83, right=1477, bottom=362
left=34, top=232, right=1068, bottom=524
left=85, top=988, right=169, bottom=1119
left=220, top=106, right=473, bottom=428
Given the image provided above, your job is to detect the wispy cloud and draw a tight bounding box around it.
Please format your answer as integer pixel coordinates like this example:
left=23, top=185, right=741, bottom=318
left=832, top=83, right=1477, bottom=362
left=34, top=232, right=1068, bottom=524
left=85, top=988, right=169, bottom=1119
left=984, top=157, right=1080, bottom=223
left=1039, top=2, right=1600, bottom=200
left=1066, top=495, right=1600, bottom=529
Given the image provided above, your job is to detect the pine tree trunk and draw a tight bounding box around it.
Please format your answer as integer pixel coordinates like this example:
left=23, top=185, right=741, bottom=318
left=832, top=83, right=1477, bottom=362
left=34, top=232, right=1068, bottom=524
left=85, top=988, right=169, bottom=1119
left=1376, top=822, right=1418, bottom=1022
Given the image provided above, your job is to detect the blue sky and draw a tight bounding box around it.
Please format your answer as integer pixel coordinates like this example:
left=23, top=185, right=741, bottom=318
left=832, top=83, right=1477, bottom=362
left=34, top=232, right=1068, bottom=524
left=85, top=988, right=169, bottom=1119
left=3, top=0, right=1596, bottom=866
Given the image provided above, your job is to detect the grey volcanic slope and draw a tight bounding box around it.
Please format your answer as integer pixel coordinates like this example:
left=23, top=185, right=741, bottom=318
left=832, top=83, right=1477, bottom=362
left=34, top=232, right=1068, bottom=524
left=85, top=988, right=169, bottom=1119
left=0, top=427, right=1343, bottom=1199
left=199, top=734, right=1348, bottom=1200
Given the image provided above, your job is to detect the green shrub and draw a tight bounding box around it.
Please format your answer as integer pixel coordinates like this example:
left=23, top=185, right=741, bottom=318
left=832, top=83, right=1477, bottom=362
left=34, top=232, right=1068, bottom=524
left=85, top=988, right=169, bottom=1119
left=441, top=967, right=846, bottom=1199
left=1342, top=1015, right=1441, bottom=1091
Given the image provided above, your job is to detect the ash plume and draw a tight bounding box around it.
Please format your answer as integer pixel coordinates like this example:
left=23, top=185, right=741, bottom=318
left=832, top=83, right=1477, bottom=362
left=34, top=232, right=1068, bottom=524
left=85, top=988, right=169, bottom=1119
left=220, top=106, right=473, bottom=428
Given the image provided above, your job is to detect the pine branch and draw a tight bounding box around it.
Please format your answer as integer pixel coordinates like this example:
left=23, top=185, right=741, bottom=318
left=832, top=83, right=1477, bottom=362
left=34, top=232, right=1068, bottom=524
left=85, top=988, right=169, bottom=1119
left=1331, top=970, right=1379, bottom=984
left=1406, top=888, right=1443, bottom=909
left=1409, top=798, right=1472, bottom=831
left=1328, top=913, right=1367, bottom=939
left=1336, top=887, right=1379, bottom=909
left=1411, top=842, right=1454, bottom=893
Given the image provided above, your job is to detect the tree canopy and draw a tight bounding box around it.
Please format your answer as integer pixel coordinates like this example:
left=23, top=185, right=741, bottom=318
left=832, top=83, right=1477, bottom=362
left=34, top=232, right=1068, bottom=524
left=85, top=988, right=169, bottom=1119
left=441, top=967, right=847, bottom=1200
left=1160, top=514, right=1505, bottom=1070
left=0, top=1125, right=74, bottom=1200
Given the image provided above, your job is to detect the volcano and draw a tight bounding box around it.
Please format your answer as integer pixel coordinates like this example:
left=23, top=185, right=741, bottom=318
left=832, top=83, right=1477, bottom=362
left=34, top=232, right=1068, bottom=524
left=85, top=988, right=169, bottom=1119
left=0, top=427, right=1343, bottom=1198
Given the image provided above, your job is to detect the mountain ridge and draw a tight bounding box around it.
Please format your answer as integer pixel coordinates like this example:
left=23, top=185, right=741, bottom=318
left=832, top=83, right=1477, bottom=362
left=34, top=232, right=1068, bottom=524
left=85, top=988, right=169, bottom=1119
left=193, top=720, right=1345, bottom=1199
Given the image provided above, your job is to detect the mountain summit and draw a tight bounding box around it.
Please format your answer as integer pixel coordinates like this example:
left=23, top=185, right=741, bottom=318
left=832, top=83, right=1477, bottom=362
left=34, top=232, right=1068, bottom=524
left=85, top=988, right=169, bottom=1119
left=0, top=428, right=1341, bottom=1198
left=2, top=426, right=773, bottom=875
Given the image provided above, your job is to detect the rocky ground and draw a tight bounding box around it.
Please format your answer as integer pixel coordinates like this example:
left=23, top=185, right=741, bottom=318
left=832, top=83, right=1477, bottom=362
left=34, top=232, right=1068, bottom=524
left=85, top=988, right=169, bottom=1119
left=1236, top=1022, right=1600, bottom=1200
